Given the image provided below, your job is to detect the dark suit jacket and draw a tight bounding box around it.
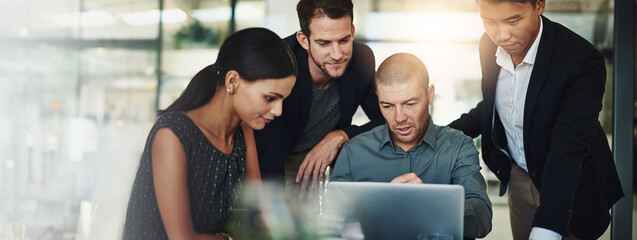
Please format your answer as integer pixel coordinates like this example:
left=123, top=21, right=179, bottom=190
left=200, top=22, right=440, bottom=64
left=254, top=34, right=384, bottom=183
left=449, top=16, right=623, bottom=238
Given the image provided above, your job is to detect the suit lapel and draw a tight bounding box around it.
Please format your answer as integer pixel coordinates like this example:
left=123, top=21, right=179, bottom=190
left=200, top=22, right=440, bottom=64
left=296, top=47, right=313, bottom=140
left=481, top=34, right=511, bottom=196
left=485, top=45, right=510, bottom=160
left=480, top=33, right=499, bottom=133
left=523, top=15, right=554, bottom=147
left=338, top=56, right=356, bottom=128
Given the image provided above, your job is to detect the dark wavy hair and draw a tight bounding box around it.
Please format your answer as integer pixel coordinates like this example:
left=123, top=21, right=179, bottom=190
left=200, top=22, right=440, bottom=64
left=159, top=27, right=297, bottom=115
left=297, top=0, right=353, bottom=37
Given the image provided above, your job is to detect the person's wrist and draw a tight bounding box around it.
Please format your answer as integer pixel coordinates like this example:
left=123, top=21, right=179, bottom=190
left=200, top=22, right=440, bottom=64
left=529, top=227, right=561, bottom=240
left=340, top=129, right=349, bottom=140
left=335, top=130, right=349, bottom=146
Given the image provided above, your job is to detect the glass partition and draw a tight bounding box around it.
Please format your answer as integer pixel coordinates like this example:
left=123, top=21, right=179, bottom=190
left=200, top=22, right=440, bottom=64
left=0, top=0, right=159, bottom=239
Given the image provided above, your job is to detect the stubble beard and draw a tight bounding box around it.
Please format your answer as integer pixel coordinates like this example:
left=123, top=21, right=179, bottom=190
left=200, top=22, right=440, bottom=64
left=309, top=50, right=348, bottom=79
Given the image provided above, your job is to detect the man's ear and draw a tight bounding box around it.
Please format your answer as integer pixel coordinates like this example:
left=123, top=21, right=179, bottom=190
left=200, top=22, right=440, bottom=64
left=427, top=84, right=435, bottom=104
left=351, top=24, right=356, bottom=38
left=296, top=31, right=310, bottom=51
left=536, top=0, right=546, bottom=14
left=224, top=70, right=240, bottom=91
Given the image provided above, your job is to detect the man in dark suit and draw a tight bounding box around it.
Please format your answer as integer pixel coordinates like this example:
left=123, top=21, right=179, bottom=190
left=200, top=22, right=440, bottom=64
left=449, top=0, right=624, bottom=239
left=254, top=0, right=383, bottom=195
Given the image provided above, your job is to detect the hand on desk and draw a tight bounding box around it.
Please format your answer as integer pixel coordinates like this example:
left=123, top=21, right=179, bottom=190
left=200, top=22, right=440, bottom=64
left=296, top=130, right=349, bottom=198
left=391, top=173, right=424, bottom=184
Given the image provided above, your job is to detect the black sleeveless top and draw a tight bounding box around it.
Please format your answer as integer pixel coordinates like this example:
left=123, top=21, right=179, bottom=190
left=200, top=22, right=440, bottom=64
left=122, top=111, right=246, bottom=239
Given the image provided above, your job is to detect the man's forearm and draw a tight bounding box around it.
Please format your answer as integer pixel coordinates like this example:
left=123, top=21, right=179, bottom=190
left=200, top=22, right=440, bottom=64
left=464, top=198, right=493, bottom=238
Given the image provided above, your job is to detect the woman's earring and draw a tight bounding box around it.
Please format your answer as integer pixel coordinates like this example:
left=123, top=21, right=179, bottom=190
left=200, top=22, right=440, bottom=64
left=226, top=87, right=234, bottom=94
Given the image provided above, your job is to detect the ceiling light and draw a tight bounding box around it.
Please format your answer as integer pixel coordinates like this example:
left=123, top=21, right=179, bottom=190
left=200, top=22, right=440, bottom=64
left=119, top=9, right=186, bottom=26
left=191, top=4, right=263, bottom=22
left=44, top=10, right=116, bottom=28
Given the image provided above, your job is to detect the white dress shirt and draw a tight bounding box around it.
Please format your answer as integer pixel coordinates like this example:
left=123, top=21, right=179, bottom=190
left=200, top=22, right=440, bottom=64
left=494, top=17, right=543, bottom=172
left=494, top=17, right=562, bottom=240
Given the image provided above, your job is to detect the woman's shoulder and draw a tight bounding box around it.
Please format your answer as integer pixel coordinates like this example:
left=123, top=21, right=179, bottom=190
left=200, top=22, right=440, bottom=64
left=150, top=111, right=198, bottom=140
left=154, top=111, right=193, bottom=128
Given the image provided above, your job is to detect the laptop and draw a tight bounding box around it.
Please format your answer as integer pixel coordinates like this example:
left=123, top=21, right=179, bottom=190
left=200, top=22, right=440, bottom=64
left=321, top=181, right=464, bottom=240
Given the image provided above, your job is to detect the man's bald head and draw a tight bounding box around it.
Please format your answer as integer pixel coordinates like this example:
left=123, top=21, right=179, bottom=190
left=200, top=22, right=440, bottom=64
left=375, top=53, right=429, bottom=88
left=374, top=53, right=435, bottom=152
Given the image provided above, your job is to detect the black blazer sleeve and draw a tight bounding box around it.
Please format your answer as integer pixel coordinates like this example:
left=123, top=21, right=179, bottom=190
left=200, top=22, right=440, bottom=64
left=531, top=35, right=610, bottom=237
left=449, top=101, right=484, bottom=138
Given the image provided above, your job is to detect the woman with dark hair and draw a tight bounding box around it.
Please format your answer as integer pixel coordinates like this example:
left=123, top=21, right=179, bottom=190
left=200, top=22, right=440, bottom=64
left=122, top=27, right=297, bottom=240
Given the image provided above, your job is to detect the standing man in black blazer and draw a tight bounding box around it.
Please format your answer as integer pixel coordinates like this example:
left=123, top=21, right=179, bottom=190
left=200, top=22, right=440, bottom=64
left=449, top=0, right=623, bottom=239
left=254, top=0, right=383, bottom=196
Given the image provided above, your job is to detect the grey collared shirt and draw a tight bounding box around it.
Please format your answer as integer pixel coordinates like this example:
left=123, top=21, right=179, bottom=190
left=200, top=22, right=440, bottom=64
left=330, top=118, right=493, bottom=238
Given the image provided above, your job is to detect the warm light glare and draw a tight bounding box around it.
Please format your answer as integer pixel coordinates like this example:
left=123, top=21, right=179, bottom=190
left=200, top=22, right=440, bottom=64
left=366, top=12, right=484, bottom=42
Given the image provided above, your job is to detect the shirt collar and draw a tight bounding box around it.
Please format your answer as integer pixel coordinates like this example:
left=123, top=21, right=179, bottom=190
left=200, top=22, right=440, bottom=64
left=522, top=16, right=543, bottom=65
left=378, top=117, right=437, bottom=152
left=495, top=16, right=544, bottom=68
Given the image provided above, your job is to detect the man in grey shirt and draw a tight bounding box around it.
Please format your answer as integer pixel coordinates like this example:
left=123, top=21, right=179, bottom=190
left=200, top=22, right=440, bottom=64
left=330, top=53, right=492, bottom=238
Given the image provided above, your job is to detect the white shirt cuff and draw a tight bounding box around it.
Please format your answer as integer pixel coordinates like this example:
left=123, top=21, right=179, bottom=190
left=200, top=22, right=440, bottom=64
left=529, top=227, right=562, bottom=240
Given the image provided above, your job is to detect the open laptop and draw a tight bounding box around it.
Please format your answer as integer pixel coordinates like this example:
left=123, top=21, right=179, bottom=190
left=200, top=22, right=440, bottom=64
left=321, top=182, right=464, bottom=240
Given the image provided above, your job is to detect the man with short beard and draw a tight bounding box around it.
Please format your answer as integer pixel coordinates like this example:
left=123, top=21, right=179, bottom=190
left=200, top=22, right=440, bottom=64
left=329, top=53, right=492, bottom=239
left=254, top=0, right=383, bottom=197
